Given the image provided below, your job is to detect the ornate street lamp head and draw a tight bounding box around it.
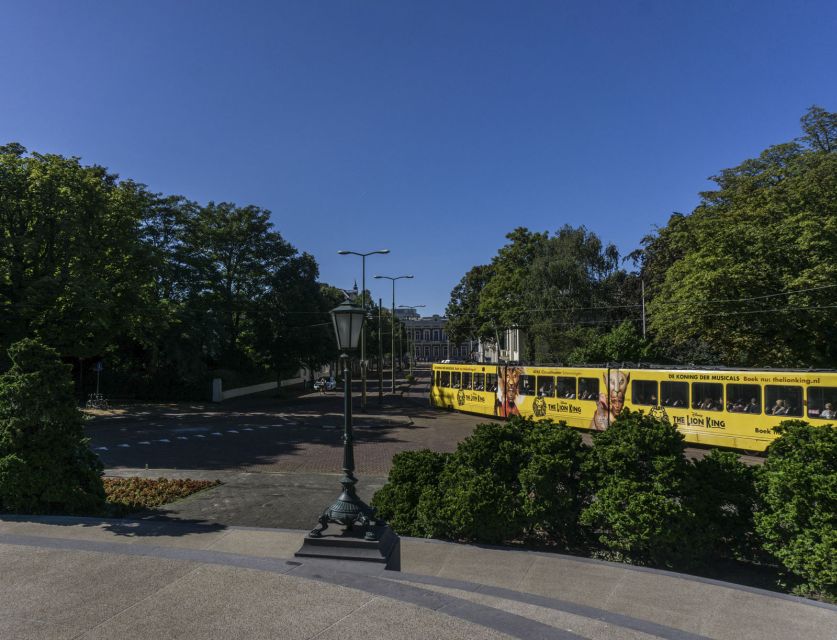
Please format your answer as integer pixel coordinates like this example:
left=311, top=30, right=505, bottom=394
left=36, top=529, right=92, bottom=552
left=330, top=300, right=366, bottom=351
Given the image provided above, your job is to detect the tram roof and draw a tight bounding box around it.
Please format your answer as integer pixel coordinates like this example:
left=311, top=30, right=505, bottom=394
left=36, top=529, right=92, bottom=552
left=432, top=361, right=837, bottom=374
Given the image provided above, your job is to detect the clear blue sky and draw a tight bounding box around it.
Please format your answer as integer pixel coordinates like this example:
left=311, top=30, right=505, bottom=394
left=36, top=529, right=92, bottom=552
left=3, top=1, right=836, bottom=315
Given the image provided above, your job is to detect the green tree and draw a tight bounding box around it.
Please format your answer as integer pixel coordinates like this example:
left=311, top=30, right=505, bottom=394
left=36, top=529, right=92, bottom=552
left=181, top=202, right=295, bottom=363
left=445, top=264, right=496, bottom=345
left=566, top=320, right=655, bottom=364
left=640, top=106, right=837, bottom=367
left=0, top=338, right=105, bottom=514
left=450, top=226, right=629, bottom=363
left=252, top=253, right=336, bottom=384
left=0, top=146, right=157, bottom=366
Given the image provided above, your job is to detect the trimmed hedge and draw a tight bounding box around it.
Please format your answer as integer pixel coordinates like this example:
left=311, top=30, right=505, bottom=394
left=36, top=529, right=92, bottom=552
left=755, top=420, right=836, bottom=599
left=374, top=417, right=587, bottom=545
left=371, top=449, right=450, bottom=536
left=579, top=410, right=692, bottom=565
left=373, top=410, right=835, bottom=601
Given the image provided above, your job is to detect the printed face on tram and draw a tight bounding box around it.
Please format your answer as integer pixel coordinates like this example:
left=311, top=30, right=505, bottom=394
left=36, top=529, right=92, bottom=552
left=604, top=370, right=629, bottom=415
left=499, top=367, right=522, bottom=405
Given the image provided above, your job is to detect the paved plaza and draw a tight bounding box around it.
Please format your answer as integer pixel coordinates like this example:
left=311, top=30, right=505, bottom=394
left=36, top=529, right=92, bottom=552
left=1, top=515, right=834, bottom=640
left=2, top=368, right=823, bottom=639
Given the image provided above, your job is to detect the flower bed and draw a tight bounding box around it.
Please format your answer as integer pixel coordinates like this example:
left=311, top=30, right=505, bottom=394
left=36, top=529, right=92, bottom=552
left=104, top=477, right=220, bottom=515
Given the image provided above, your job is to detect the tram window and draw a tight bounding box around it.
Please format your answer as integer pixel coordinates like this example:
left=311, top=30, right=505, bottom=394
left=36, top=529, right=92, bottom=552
left=486, top=373, right=498, bottom=392
left=692, top=383, right=723, bottom=411
left=578, top=377, right=598, bottom=401
left=462, top=372, right=472, bottom=389
left=440, top=371, right=450, bottom=388
left=518, top=375, right=536, bottom=395
left=765, top=385, right=802, bottom=417
left=660, top=382, right=688, bottom=407
left=556, top=377, right=576, bottom=399
left=726, top=384, right=761, bottom=413
left=473, top=373, right=485, bottom=391
left=632, top=380, right=658, bottom=406
left=451, top=372, right=461, bottom=388
left=808, top=386, right=837, bottom=419
left=537, top=376, right=554, bottom=397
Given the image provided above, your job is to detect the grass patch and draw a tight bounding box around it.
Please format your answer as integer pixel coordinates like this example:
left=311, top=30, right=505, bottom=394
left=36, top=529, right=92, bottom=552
left=104, top=477, right=221, bottom=515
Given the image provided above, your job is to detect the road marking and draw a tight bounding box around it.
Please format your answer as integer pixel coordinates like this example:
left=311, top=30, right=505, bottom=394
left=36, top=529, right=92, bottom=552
left=138, top=441, right=151, bottom=445
left=95, top=447, right=108, bottom=451
left=117, top=444, right=130, bottom=448
left=211, top=432, right=222, bottom=436
left=242, top=428, right=253, bottom=431
left=227, top=430, right=239, bottom=434
left=258, top=426, right=269, bottom=430
left=322, top=425, right=338, bottom=430
left=157, top=439, right=170, bottom=443
left=176, top=436, right=188, bottom=440
left=195, top=434, right=206, bottom=438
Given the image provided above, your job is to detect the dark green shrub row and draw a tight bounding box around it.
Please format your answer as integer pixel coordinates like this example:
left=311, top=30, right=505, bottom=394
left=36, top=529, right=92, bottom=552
left=372, top=412, right=835, bottom=601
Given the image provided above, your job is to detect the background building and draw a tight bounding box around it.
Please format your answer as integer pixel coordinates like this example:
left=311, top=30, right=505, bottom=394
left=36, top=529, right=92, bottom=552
left=405, top=315, right=523, bottom=363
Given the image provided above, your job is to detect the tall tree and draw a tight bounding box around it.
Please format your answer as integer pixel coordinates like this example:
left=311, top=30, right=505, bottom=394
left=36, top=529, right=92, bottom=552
left=181, top=202, right=294, bottom=363
left=466, top=225, right=627, bottom=362
left=0, top=145, right=156, bottom=364
left=643, top=106, right=837, bottom=367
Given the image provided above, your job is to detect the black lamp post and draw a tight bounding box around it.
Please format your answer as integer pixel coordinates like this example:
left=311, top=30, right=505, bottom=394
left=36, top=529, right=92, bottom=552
left=307, top=299, right=379, bottom=540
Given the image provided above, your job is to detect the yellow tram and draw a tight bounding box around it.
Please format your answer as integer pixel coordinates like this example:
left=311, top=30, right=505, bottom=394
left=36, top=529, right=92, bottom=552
left=430, top=363, right=837, bottom=452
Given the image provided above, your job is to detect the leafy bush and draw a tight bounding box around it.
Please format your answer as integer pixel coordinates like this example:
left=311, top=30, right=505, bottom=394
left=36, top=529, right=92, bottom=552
left=417, top=417, right=532, bottom=543
left=755, top=421, right=836, bottom=600
left=518, top=420, right=587, bottom=545
left=0, top=339, right=105, bottom=515
left=685, top=449, right=757, bottom=561
left=417, top=463, right=520, bottom=544
left=579, top=410, right=692, bottom=565
left=383, top=417, right=586, bottom=546
left=104, top=477, right=221, bottom=515
left=371, top=449, right=450, bottom=536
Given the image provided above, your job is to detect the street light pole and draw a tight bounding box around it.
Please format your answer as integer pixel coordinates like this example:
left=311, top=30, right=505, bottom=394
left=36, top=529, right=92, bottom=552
left=338, top=249, right=389, bottom=410
left=378, top=297, right=384, bottom=403
left=398, top=305, right=426, bottom=377
left=374, top=275, right=413, bottom=395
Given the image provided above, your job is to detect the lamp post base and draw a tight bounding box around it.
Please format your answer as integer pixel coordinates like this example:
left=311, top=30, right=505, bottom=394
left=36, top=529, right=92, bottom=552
left=307, top=489, right=379, bottom=540
left=296, top=524, right=400, bottom=570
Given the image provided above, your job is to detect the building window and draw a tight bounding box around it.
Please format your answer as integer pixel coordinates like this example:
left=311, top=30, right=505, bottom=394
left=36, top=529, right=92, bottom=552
left=433, top=329, right=440, bottom=341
